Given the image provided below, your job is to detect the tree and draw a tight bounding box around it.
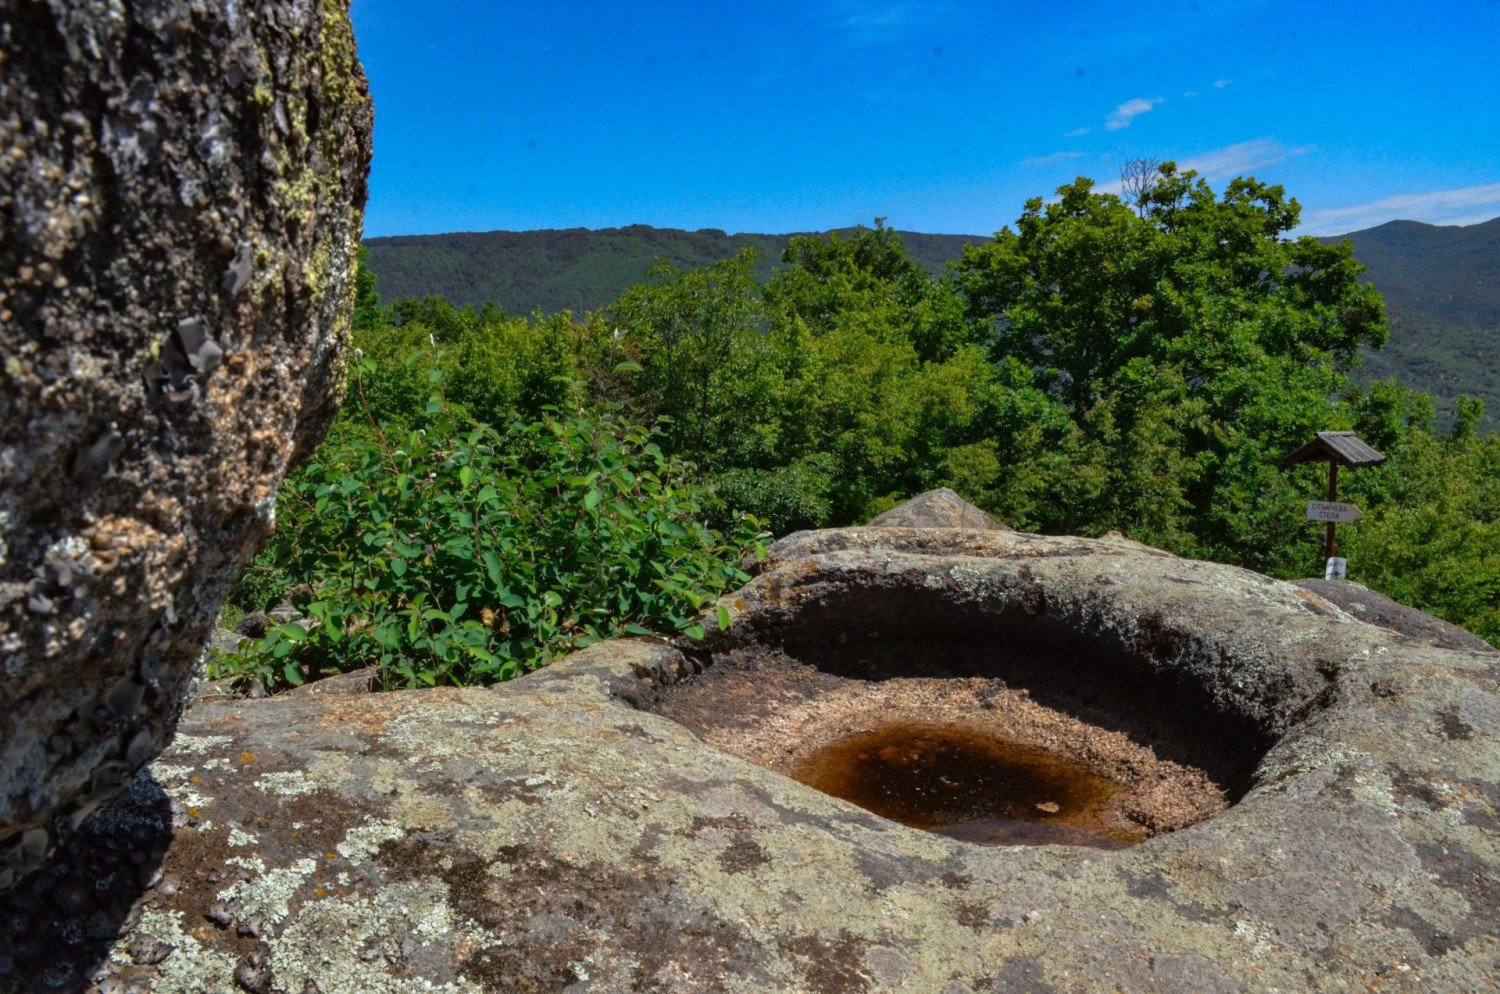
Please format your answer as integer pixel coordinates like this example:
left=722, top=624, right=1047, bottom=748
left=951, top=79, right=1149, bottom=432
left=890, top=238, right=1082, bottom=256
left=953, top=164, right=1390, bottom=566
left=351, top=247, right=384, bottom=333
left=608, top=249, right=792, bottom=468
left=1118, top=157, right=1162, bottom=217
left=767, top=220, right=973, bottom=362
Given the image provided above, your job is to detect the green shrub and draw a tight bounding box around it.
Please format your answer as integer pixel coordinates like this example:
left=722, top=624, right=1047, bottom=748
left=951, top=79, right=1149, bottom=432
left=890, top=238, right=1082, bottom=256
left=709, top=454, right=839, bottom=536
left=228, top=357, right=765, bottom=690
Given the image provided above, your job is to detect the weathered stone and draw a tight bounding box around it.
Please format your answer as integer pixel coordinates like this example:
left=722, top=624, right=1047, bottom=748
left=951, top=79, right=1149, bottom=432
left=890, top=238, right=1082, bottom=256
left=1295, top=578, right=1495, bottom=652
left=866, top=488, right=1011, bottom=530
left=4, top=498, right=1495, bottom=991
left=0, top=0, right=372, bottom=888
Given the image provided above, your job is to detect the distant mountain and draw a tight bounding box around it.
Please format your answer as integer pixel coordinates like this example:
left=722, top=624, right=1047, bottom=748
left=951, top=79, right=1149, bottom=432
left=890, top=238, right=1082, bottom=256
left=1322, top=217, right=1500, bottom=429
left=364, top=217, right=1500, bottom=429
left=362, top=225, right=982, bottom=315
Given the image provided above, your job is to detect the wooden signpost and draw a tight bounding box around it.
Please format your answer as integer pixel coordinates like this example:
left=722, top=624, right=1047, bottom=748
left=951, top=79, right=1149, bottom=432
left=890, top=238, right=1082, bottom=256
left=1283, top=432, right=1386, bottom=578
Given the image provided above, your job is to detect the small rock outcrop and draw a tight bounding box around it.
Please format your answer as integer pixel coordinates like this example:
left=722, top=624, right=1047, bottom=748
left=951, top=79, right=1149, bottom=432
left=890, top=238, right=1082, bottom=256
left=0, top=0, right=372, bottom=888
left=4, top=492, right=1495, bottom=992
left=1295, top=578, right=1495, bottom=653
left=866, top=487, right=1010, bottom=530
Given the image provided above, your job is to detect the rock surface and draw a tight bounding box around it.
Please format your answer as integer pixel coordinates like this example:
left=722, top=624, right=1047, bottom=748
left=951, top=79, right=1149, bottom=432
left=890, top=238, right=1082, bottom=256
left=4, top=493, right=1496, bottom=992
left=866, top=488, right=1010, bottom=530
left=1295, top=578, right=1495, bottom=653
left=0, top=0, right=372, bottom=888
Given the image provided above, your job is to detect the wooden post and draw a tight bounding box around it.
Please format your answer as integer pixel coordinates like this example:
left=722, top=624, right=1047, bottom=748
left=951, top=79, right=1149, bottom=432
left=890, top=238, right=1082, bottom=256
left=1282, top=432, right=1384, bottom=573
left=1325, top=461, right=1339, bottom=558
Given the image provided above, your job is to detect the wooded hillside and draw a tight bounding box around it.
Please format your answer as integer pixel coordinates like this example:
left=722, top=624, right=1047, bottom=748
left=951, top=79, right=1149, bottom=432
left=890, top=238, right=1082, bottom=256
left=366, top=216, right=1500, bottom=428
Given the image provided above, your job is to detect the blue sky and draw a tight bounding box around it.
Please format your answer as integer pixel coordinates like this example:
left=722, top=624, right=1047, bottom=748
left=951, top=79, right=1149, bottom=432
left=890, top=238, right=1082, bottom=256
left=350, top=0, right=1500, bottom=238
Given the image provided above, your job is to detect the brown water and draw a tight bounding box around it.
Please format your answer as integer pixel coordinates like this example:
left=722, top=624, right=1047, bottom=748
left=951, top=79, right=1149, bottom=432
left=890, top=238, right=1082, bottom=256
left=792, top=723, right=1143, bottom=849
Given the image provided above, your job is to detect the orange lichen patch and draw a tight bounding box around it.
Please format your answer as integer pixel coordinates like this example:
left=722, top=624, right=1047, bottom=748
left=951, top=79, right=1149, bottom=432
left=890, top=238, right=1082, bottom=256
left=238, top=751, right=256, bottom=764
left=1292, top=588, right=1339, bottom=617
left=305, top=695, right=403, bottom=738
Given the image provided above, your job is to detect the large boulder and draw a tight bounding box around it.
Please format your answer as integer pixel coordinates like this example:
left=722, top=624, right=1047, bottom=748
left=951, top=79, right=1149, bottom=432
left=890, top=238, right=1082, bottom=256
left=0, top=0, right=372, bottom=889
left=3, top=493, right=1496, bottom=991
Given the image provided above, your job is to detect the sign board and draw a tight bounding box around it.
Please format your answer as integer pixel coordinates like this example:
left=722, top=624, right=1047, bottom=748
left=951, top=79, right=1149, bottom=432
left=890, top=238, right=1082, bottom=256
left=1307, top=501, right=1362, bottom=523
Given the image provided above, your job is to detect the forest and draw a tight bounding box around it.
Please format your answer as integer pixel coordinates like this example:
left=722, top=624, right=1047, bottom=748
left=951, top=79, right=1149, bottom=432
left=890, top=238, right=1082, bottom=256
left=218, top=166, right=1500, bottom=691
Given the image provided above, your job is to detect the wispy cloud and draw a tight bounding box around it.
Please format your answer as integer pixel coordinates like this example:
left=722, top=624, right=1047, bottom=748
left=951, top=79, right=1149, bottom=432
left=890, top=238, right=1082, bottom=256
left=1105, top=96, right=1164, bottom=131
left=1178, top=138, right=1312, bottom=179
left=819, top=1, right=961, bottom=44
left=1065, top=127, right=1090, bottom=138
left=1213, top=78, right=1233, bottom=88
left=1182, top=89, right=1199, bottom=98
left=1300, top=182, right=1500, bottom=235
left=1021, top=150, right=1086, bottom=168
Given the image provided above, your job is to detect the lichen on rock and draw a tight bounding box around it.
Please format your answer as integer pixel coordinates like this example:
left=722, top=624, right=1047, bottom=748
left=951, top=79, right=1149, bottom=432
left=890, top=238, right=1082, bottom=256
left=4, top=491, right=1496, bottom=991
left=0, top=0, right=372, bottom=890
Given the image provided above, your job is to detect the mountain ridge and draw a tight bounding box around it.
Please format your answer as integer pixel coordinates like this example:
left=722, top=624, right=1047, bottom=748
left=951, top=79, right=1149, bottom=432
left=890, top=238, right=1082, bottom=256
left=364, top=216, right=1499, bottom=428
left=1319, top=216, right=1500, bottom=427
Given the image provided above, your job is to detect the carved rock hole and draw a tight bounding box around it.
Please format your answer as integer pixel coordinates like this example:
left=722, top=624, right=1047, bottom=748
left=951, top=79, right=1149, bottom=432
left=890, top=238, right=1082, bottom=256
left=650, top=580, right=1282, bottom=848
left=796, top=722, right=1138, bottom=848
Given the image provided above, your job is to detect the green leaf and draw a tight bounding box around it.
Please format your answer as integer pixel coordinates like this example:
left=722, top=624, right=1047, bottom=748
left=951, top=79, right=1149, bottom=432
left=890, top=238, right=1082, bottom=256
left=390, top=557, right=407, bottom=577
left=716, top=604, right=732, bottom=631
left=683, top=623, right=706, bottom=640
left=483, top=551, right=504, bottom=586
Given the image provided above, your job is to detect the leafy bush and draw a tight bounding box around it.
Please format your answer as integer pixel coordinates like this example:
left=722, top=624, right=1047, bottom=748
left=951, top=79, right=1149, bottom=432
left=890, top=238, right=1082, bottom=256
left=226, top=357, right=764, bottom=690
left=709, top=454, right=839, bottom=535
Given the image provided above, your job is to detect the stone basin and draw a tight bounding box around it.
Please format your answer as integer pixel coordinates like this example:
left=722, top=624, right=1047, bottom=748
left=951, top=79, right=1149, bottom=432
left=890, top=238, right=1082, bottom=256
left=2, top=493, right=1496, bottom=992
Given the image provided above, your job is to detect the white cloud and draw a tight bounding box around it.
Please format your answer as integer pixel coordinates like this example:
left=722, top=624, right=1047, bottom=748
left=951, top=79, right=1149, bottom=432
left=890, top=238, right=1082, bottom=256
left=1213, top=78, right=1233, bottom=88
left=1178, top=138, right=1312, bottom=179
left=1299, top=182, right=1500, bottom=235
left=1183, top=90, right=1199, bottom=98
left=1104, top=96, right=1164, bottom=131
left=1065, top=127, right=1090, bottom=137
left=1021, top=151, right=1086, bottom=167
left=820, top=1, right=960, bottom=44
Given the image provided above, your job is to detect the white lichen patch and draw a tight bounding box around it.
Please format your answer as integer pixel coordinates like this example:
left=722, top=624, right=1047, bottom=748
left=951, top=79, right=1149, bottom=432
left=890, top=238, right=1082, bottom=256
left=379, top=701, right=506, bottom=758
left=226, top=854, right=267, bottom=874
left=148, top=764, right=213, bottom=812
left=217, top=857, right=317, bottom=927
left=168, top=733, right=236, bottom=756
left=1232, top=918, right=1277, bottom=957
left=228, top=826, right=258, bottom=848
left=266, top=882, right=492, bottom=994
left=109, top=908, right=237, bottom=992
left=336, top=819, right=406, bottom=861
left=254, top=769, right=319, bottom=797
left=150, top=762, right=199, bottom=782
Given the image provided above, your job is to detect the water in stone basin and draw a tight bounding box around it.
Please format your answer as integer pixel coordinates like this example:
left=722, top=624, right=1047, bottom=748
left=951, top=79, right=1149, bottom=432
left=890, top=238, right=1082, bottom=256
left=792, top=722, right=1144, bottom=848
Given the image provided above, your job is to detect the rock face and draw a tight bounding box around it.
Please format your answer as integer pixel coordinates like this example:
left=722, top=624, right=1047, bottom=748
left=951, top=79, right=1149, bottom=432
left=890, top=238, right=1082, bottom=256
left=4, top=493, right=1496, bottom=992
left=1294, top=578, right=1495, bottom=653
left=866, top=487, right=1010, bottom=530
left=0, top=1, right=372, bottom=889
